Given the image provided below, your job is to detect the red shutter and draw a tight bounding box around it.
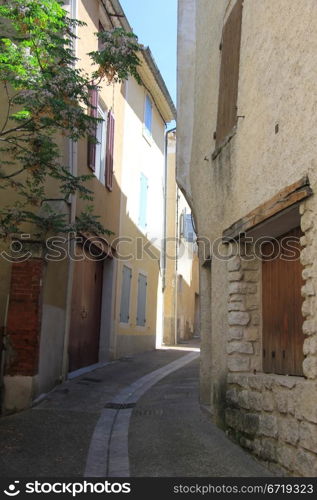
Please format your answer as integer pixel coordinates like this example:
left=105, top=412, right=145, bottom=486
left=105, top=111, right=115, bottom=191
left=87, top=86, right=98, bottom=171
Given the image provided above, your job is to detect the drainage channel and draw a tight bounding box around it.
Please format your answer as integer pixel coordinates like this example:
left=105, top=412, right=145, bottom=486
left=84, top=351, right=199, bottom=477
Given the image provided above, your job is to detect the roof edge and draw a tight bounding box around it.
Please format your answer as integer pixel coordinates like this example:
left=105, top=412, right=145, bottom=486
left=140, top=47, right=177, bottom=121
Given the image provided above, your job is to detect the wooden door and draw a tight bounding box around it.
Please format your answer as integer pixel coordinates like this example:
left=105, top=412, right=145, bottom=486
left=262, top=227, right=304, bottom=376
left=69, top=256, right=103, bottom=372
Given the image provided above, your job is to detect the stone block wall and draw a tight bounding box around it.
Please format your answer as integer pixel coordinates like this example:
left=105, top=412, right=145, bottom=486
left=225, top=208, right=317, bottom=476
left=227, top=253, right=261, bottom=374
left=300, top=200, right=317, bottom=380
left=226, top=374, right=317, bottom=476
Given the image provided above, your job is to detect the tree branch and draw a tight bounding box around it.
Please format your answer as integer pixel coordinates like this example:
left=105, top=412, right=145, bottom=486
left=0, top=167, right=25, bottom=179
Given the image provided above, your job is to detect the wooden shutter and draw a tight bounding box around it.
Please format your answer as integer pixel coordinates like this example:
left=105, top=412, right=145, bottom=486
left=136, top=273, right=147, bottom=326
left=87, top=86, right=98, bottom=171
left=98, top=21, right=105, bottom=51
left=105, top=111, right=115, bottom=191
left=138, top=173, right=148, bottom=231
left=120, top=265, right=132, bottom=323
left=215, top=0, right=243, bottom=147
left=262, top=227, right=304, bottom=376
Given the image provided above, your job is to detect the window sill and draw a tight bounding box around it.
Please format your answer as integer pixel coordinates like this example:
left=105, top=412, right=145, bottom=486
left=212, top=126, right=237, bottom=161
left=119, top=321, right=131, bottom=328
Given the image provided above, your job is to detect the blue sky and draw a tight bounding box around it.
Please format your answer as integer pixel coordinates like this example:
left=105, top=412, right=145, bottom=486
left=119, top=0, right=177, bottom=106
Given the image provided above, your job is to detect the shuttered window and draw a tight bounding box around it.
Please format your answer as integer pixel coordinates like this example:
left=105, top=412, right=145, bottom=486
left=95, top=107, right=106, bottom=183
left=98, top=21, right=105, bottom=51
left=262, top=227, right=304, bottom=376
left=138, top=173, right=148, bottom=231
left=105, top=111, right=115, bottom=191
left=120, top=266, right=132, bottom=323
left=184, top=214, right=195, bottom=242
left=136, top=273, right=147, bottom=326
left=215, top=0, right=243, bottom=147
left=87, top=86, right=98, bottom=171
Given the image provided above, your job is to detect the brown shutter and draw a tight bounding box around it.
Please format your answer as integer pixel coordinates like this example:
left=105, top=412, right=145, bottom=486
left=105, top=111, right=115, bottom=191
left=87, top=86, right=98, bottom=171
left=98, top=22, right=105, bottom=51
left=215, top=0, right=243, bottom=147
left=262, top=227, right=304, bottom=376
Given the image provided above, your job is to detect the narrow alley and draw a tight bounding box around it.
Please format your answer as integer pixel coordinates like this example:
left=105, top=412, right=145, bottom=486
left=1, top=0, right=317, bottom=484
left=0, top=345, right=270, bottom=478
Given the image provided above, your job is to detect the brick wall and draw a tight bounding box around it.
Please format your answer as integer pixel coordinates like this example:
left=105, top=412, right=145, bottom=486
left=6, top=259, right=44, bottom=376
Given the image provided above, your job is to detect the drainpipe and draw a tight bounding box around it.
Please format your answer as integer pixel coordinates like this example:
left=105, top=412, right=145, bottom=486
left=174, top=187, right=179, bottom=346
left=61, top=0, right=78, bottom=380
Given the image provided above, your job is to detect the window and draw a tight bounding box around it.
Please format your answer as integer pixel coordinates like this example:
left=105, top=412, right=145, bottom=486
left=98, top=21, right=105, bottom=51
left=87, top=86, right=115, bottom=188
left=180, top=210, right=196, bottom=242
left=136, top=273, right=147, bottom=326
left=120, top=266, right=132, bottom=323
left=262, top=227, right=304, bottom=376
left=94, top=106, right=107, bottom=184
left=215, top=0, right=243, bottom=147
left=184, top=214, right=195, bottom=242
left=144, top=95, right=153, bottom=136
left=138, top=173, right=148, bottom=231
left=105, top=111, right=115, bottom=191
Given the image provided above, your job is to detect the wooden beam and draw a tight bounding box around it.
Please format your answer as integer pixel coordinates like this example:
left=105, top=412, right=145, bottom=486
left=223, top=176, right=313, bottom=241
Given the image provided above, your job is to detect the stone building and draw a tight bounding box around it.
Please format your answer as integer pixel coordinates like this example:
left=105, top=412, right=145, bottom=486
left=177, top=0, right=317, bottom=476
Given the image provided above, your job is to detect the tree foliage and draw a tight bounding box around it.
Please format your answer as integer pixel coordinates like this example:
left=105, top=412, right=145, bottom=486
left=0, top=0, right=141, bottom=240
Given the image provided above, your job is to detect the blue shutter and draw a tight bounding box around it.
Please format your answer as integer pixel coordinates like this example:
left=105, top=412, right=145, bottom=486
left=120, top=266, right=132, bottom=323
left=185, top=214, right=195, bottom=242
left=144, top=95, right=152, bottom=134
left=138, top=173, right=148, bottom=231
left=136, top=273, right=147, bottom=326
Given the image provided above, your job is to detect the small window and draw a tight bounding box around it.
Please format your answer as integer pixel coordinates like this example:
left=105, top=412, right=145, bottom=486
left=87, top=87, right=107, bottom=184
left=136, top=273, right=147, bottom=326
left=120, top=266, right=132, bottom=323
left=138, top=173, right=148, bottom=231
left=98, top=22, right=105, bottom=51
left=105, top=111, right=115, bottom=191
left=94, top=106, right=107, bottom=184
left=180, top=210, right=196, bottom=242
left=144, top=95, right=153, bottom=135
left=184, top=214, right=195, bottom=242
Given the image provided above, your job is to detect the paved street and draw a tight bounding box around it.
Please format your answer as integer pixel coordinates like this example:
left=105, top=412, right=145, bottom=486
left=0, top=346, right=270, bottom=478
